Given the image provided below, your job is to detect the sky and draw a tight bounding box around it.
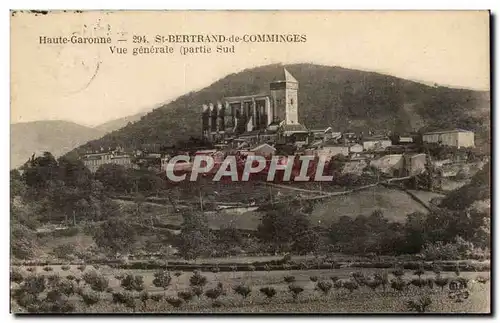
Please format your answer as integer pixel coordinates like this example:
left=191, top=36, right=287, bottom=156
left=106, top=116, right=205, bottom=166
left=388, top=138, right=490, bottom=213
left=10, top=10, right=490, bottom=127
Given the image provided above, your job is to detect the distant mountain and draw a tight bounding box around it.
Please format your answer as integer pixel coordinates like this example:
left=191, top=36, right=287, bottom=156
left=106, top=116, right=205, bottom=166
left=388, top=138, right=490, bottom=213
left=70, top=63, right=490, bottom=154
left=94, top=111, right=147, bottom=134
left=10, top=120, right=105, bottom=169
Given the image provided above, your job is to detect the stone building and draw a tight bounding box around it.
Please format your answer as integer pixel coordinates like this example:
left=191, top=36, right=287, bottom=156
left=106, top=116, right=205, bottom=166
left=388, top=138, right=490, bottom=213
left=422, top=129, right=475, bottom=148
left=201, top=68, right=307, bottom=144
left=82, top=152, right=133, bottom=173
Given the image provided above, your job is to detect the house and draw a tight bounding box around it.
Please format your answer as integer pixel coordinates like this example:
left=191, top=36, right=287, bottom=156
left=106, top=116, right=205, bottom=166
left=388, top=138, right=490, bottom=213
left=422, top=129, right=475, bottom=148
left=403, top=153, right=427, bottom=176
left=249, top=143, right=276, bottom=157
left=399, top=136, right=414, bottom=144
left=370, top=154, right=404, bottom=177
left=278, top=123, right=309, bottom=147
left=310, top=127, right=341, bottom=142
left=342, top=159, right=368, bottom=175
left=362, top=136, right=392, bottom=151
left=349, top=143, right=363, bottom=154
left=317, top=145, right=350, bottom=159
left=82, top=152, right=133, bottom=173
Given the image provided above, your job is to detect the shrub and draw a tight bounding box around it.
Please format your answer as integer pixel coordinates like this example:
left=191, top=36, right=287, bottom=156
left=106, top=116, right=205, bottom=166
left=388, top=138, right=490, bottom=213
left=166, top=296, right=183, bottom=308
left=106, top=287, right=114, bottom=293
left=263, top=264, right=271, bottom=272
left=259, top=286, right=277, bottom=299
left=435, top=276, right=449, bottom=290
left=150, top=294, right=164, bottom=302
left=112, top=291, right=136, bottom=308
left=309, top=276, right=319, bottom=282
left=351, top=271, right=366, bottom=285
left=46, top=274, right=61, bottom=287
left=42, top=266, right=53, bottom=272
left=120, top=274, right=144, bottom=292
left=52, top=244, right=75, bottom=259
left=114, top=274, right=124, bottom=280
left=11, top=269, right=24, bottom=283
left=414, top=263, right=425, bottom=278
left=248, top=265, right=256, bottom=272
left=364, top=278, right=382, bottom=291
left=330, top=276, right=340, bottom=283
left=83, top=271, right=109, bottom=292
left=66, top=275, right=76, bottom=281
left=61, top=265, right=71, bottom=271
left=288, top=284, right=304, bottom=300
left=374, top=272, right=389, bottom=291
left=23, top=274, right=46, bottom=295
left=391, top=278, right=406, bottom=292
left=77, top=265, right=86, bottom=272
left=174, top=271, right=183, bottom=277
left=212, top=300, right=224, bottom=308
left=25, top=267, right=35, bottom=272
left=410, top=278, right=427, bottom=289
left=233, top=284, right=252, bottom=299
left=343, top=280, right=359, bottom=293
left=205, top=287, right=222, bottom=300
left=152, top=271, right=171, bottom=291
left=139, top=291, right=149, bottom=302
left=211, top=267, right=220, bottom=273
left=406, top=296, right=432, bottom=312
left=81, top=291, right=100, bottom=306
left=192, top=286, right=204, bottom=298
left=391, top=267, right=405, bottom=278
left=177, top=290, right=194, bottom=302
left=284, top=275, right=296, bottom=283
left=476, top=275, right=490, bottom=284
left=421, top=237, right=481, bottom=261
left=316, top=280, right=333, bottom=295
left=189, top=271, right=208, bottom=287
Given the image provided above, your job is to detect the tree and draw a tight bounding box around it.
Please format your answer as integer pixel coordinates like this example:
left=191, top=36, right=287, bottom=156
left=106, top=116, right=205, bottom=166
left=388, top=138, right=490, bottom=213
left=11, top=222, right=37, bottom=259
left=216, top=225, right=244, bottom=251
left=92, top=218, right=137, bottom=255
left=95, top=164, right=133, bottom=193
left=175, top=212, right=214, bottom=260
left=10, top=170, right=26, bottom=200
left=292, top=229, right=321, bottom=256
left=257, top=205, right=311, bottom=253
left=57, top=156, right=92, bottom=189
left=22, top=152, right=58, bottom=188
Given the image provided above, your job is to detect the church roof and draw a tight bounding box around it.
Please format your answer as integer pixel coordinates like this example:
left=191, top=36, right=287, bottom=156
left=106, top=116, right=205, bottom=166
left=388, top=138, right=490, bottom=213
left=284, top=68, right=298, bottom=83
left=281, top=123, right=308, bottom=132
left=272, top=68, right=298, bottom=84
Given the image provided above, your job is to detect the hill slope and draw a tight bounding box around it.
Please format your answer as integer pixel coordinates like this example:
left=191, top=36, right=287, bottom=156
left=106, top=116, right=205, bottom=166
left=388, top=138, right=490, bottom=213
left=10, top=120, right=105, bottom=169
left=94, top=111, right=148, bottom=134
left=72, top=63, right=490, bottom=153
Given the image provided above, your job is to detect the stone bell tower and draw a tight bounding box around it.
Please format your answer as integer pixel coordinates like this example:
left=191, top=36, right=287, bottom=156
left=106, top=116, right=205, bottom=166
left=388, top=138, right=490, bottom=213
left=270, top=68, right=299, bottom=124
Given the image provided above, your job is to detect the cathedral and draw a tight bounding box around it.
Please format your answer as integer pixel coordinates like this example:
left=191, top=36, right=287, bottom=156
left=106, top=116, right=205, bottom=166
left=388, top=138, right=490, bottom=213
left=201, top=68, right=308, bottom=145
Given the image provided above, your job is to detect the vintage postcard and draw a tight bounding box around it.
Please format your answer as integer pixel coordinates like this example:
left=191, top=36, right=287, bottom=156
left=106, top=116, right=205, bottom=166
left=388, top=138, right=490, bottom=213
left=10, top=10, right=491, bottom=314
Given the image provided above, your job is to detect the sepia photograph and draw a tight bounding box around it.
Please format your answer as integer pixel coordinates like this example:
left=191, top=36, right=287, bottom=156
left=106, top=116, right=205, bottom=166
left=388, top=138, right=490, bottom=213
left=9, top=10, right=491, bottom=314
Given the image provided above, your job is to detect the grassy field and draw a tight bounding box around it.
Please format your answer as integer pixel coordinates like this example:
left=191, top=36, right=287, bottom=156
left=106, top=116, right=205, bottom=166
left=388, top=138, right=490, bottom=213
left=309, top=186, right=430, bottom=226
left=11, top=265, right=491, bottom=314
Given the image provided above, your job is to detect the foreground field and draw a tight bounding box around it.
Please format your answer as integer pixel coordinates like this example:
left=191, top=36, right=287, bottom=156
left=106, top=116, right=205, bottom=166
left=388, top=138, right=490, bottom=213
left=11, top=265, right=491, bottom=314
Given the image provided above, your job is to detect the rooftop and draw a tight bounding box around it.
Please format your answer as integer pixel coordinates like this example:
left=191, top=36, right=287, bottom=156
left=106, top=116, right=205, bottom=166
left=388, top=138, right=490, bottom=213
left=224, top=93, right=269, bottom=102
left=250, top=143, right=276, bottom=152
left=423, top=129, right=473, bottom=135
left=281, top=123, right=308, bottom=132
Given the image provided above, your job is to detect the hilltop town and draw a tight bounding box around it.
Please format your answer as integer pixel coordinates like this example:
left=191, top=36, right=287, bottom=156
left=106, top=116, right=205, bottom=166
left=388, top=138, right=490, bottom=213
left=79, top=68, right=486, bottom=192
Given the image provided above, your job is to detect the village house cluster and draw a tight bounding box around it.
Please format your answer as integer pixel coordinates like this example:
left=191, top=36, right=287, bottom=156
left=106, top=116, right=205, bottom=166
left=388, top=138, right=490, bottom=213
left=81, top=68, right=476, bottom=179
